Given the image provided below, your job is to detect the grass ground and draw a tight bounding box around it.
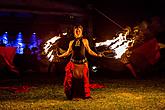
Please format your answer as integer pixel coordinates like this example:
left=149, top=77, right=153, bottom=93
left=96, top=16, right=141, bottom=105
left=0, top=73, right=165, bottom=110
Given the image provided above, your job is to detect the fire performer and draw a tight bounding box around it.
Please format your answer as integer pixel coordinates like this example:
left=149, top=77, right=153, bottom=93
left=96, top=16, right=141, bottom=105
left=119, top=27, right=139, bottom=79
left=120, top=42, right=139, bottom=79
left=57, top=25, right=102, bottom=100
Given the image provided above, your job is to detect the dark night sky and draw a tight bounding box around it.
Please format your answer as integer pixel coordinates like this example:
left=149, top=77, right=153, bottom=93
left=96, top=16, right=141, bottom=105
left=0, top=0, right=164, bottom=40
left=68, top=0, right=165, bottom=39
left=63, top=0, right=164, bottom=16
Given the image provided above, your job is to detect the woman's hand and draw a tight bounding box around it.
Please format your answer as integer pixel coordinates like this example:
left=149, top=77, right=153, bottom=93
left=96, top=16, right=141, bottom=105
left=57, top=54, right=59, bottom=57
left=57, top=54, right=61, bottom=58
left=97, top=53, right=104, bottom=57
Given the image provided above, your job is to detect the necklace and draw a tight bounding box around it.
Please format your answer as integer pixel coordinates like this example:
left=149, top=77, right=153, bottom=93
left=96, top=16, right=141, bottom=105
left=75, top=39, right=80, bottom=46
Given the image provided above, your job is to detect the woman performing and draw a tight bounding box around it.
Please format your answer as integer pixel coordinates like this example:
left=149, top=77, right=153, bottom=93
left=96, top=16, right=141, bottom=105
left=58, top=25, right=102, bottom=100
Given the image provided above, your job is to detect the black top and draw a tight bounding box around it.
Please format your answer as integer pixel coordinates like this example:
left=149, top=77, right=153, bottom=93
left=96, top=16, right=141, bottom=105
left=71, top=38, right=87, bottom=64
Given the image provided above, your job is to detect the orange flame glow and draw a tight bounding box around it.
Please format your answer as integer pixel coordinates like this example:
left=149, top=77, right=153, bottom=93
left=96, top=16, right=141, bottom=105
left=43, top=36, right=61, bottom=62
left=96, top=29, right=133, bottom=59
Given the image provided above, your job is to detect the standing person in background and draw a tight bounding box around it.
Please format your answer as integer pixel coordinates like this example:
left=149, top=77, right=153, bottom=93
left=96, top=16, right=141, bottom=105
left=23, top=44, right=31, bottom=55
left=22, top=44, right=32, bottom=72
left=58, top=24, right=102, bottom=100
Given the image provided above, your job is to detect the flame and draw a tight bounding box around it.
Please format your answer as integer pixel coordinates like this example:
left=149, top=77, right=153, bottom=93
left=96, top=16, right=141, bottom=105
left=96, top=29, right=134, bottom=59
left=43, top=36, right=61, bottom=62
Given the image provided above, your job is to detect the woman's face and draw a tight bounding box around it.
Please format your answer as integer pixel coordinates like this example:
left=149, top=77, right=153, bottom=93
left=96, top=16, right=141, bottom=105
left=74, top=27, right=83, bottom=38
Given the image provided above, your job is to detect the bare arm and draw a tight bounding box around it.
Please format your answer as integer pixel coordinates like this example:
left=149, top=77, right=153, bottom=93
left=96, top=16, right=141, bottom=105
left=58, top=48, right=66, bottom=54
left=83, top=39, right=101, bottom=57
left=57, top=40, right=73, bottom=58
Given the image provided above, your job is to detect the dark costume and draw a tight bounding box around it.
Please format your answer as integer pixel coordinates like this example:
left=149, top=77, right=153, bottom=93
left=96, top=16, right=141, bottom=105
left=64, top=38, right=90, bottom=99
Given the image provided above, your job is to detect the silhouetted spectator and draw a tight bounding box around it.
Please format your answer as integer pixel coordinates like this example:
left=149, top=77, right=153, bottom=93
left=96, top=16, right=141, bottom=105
left=0, top=39, right=6, bottom=47
left=23, top=44, right=31, bottom=55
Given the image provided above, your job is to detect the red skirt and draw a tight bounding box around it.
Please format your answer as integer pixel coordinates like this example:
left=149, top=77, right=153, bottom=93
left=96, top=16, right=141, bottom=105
left=64, top=61, right=90, bottom=99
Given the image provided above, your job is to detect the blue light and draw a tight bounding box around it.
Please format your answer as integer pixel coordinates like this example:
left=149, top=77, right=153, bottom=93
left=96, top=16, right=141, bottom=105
left=14, top=32, right=25, bottom=54
left=1, top=32, right=8, bottom=45
left=29, top=32, right=38, bottom=49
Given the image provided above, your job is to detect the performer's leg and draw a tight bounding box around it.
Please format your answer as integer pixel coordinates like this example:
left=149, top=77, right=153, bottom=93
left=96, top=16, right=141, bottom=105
left=126, top=63, right=139, bottom=79
left=64, top=62, right=73, bottom=100
left=83, top=63, right=91, bottom=98
left=48, top=62, right=53, bottom=73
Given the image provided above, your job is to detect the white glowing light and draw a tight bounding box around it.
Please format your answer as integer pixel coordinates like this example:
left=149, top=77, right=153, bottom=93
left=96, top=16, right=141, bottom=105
left=92, top=66, right=98, bottom=72
left=92, top=66, right=97, bottom=70
left=95, top=29, right=134, bottom=59
left=43, top=36, right=61, bottom=62
left=47, top=50, right=53, bottom=59
left=62, top=32, right=67, bottom=36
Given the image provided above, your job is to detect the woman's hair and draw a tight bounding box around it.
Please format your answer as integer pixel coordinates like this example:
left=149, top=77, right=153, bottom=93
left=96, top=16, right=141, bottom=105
left=73, top=25, right=83, bottom=31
